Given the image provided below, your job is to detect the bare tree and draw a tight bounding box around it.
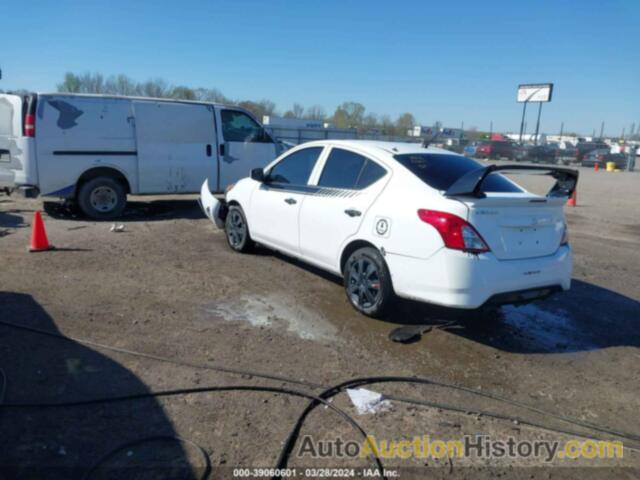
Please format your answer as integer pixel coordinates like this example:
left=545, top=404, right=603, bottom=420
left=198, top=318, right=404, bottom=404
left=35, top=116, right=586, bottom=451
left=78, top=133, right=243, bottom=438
left=305, top=105, right=326, bottom=121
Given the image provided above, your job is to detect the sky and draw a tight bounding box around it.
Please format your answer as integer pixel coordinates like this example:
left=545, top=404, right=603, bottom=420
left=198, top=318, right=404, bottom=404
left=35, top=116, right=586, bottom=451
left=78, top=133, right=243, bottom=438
left=1, top=0, right=638, bottom=136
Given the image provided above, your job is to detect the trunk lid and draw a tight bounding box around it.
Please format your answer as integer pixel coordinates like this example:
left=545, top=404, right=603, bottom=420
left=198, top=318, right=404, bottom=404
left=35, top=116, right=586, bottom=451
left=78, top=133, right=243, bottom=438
left=461, top=193, right=566, bottom=260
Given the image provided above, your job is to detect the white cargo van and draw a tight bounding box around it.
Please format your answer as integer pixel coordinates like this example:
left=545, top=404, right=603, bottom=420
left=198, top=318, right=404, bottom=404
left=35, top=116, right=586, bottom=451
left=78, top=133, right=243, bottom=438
left=0, top=93, right=279, bottom=218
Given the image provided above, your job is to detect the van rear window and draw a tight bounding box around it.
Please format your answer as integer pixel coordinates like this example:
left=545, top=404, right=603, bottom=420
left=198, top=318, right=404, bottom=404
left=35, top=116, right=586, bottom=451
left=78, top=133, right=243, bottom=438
left=393, top=153, right=522, bottom=193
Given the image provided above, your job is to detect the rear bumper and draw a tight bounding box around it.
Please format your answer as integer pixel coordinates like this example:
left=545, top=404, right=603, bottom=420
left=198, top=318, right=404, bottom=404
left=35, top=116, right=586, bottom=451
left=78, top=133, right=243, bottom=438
left=386, top=245, right=572, bottom=309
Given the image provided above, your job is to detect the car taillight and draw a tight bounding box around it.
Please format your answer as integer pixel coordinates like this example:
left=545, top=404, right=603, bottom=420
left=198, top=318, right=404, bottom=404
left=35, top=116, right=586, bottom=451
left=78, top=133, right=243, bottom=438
left=417, top=209, right=490, bottom=253
left=24, top=114, right=35, bottom=137
left=561, top=222, right=569, bottom=246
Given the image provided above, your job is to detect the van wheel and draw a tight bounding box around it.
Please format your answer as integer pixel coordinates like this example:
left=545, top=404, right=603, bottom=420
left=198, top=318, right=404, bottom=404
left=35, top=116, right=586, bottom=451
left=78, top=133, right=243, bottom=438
left=225, top=205, right=254, bottom=253
left=344, top=247, right=393, bottom=318
left=77, top=176, right=127, bottom=220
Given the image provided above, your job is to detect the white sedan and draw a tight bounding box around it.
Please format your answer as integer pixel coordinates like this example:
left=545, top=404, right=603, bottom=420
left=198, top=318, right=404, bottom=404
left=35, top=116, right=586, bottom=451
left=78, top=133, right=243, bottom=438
left=201, top=140, right=577, bottom=317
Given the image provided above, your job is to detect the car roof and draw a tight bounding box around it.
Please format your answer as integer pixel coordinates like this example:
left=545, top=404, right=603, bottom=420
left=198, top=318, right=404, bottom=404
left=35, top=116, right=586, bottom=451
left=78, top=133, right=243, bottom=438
left=295, top=139, right=453, bottom=158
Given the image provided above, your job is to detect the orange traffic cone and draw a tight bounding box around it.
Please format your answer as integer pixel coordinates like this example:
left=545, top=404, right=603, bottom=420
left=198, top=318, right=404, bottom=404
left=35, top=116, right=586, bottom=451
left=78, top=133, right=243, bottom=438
left=594, top=163, right=599, bottom=172
left=29, top=211, right=53, bottom=252
left=566, top=190, right=577, bottom=207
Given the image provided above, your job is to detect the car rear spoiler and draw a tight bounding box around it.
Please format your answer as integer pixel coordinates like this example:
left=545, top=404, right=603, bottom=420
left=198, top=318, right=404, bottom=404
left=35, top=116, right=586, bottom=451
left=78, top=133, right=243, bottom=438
left=445, top=164, right=579, bottom=198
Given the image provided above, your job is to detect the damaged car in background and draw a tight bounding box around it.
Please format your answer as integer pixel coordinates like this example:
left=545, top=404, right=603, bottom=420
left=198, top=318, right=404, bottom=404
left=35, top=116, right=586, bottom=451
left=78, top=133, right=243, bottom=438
left=201, top=140, right=578, bottom=318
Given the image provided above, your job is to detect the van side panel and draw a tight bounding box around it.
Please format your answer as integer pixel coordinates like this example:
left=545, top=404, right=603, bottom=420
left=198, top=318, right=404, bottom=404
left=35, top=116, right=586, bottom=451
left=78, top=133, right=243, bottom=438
left=133, top=101, right=217, bottom=193
left=0, top=94, right=37, bottom=187
left=35, top=95, right=137, bottom=197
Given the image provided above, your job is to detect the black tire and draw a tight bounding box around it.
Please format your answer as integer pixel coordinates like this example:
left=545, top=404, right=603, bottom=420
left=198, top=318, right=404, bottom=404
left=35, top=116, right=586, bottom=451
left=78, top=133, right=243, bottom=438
left=343, top=247, right=394, bottom=318
left=77, top=176, right=127, bottom=220
left=225, top=205, right=254, bottom=253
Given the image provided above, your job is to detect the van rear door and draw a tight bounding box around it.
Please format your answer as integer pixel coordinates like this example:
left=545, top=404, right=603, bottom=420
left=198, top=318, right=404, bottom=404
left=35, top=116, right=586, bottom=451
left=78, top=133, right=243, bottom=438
left=133, top=101, right=217, bottom=193
left=0, top=94, right=35, bottom=187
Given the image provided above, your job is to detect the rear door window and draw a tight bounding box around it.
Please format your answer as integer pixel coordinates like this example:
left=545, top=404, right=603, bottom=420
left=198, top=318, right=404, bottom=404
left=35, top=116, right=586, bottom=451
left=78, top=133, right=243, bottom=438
left=268, top=147, right=323, bottom=185
left=394, top=153, right=522, bottom=193
left=356, top=160, right=386, bottom=188
left=318, top=148, right=387, bottom=189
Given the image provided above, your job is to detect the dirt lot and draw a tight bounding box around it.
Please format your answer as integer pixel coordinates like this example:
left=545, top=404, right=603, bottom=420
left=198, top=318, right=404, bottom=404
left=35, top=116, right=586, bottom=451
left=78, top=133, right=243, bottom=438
left=1, top=165, right=639, bottom=479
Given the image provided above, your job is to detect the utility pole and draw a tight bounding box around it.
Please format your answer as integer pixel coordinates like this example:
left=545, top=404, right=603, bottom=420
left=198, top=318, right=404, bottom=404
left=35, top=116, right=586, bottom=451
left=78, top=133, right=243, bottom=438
left=489, top=120, right=493, bottom=139
left=621, top=127, right=625, bottom=140
left=559, top=121, right=564, bottom=138
left=600, top=121, right=605, bottom=139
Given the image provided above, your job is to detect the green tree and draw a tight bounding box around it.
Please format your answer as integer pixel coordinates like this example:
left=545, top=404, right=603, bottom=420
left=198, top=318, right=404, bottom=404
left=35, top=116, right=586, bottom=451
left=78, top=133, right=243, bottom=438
left=57, top=72, right=82, bottom=93
left=332, top=101, right=365, bottom=128
left=170, top=86, right=197, bottom=100
left=396, top=113, right=416, bottom=136
left=238, top=100, right=277, bottom=121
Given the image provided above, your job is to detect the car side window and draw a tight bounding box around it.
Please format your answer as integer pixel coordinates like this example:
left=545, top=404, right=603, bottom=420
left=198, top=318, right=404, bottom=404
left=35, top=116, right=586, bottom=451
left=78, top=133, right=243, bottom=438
left=318, top=148, right=386, bottom=190
left=318, top=149, right=366, bottom=189
left=268, top=147, right=323, bottom=185
left=221, top=109, right=272, bottom=143
left=356, top=159, right=387, bottom=189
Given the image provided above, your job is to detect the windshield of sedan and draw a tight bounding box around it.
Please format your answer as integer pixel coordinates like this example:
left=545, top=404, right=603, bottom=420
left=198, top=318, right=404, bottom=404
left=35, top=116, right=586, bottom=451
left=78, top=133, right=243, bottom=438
left=393, top=153, right=523, bottom=193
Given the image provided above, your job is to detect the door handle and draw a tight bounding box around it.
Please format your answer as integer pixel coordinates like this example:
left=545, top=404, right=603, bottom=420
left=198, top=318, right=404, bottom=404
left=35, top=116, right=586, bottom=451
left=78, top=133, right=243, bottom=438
left=206, top=144, right=212, bottom=157
left=284, top=198, right=297, bottom=205
left=344, top=209, right=361, bottom=217
left=219, top=143, right=226, bottom=156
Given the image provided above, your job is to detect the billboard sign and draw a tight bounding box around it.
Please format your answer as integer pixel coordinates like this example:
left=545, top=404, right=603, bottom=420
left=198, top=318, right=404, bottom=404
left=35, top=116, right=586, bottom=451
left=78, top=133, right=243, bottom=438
left=517, top=83, right=553, bottom=103
left=414, top=126, right=463, bottom=139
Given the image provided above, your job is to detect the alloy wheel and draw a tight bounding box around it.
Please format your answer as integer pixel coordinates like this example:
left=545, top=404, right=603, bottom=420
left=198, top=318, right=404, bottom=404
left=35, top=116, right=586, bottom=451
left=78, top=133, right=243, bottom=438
left=347, top=257, right=381, bottom=309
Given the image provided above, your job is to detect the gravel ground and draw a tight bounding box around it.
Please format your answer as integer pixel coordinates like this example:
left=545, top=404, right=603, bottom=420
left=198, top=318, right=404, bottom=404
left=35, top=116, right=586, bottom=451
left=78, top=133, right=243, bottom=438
left=0, top=165, right=639, bottom=479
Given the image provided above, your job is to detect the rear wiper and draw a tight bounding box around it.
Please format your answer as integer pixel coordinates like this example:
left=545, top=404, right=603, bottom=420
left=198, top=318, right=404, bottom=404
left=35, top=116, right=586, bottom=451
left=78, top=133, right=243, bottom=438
left=445, top=164, right=579, bottom=199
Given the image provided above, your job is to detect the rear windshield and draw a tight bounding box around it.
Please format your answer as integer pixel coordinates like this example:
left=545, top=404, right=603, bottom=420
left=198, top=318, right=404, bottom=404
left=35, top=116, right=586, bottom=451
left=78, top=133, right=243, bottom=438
left=393, top=153, right=523, bottom=193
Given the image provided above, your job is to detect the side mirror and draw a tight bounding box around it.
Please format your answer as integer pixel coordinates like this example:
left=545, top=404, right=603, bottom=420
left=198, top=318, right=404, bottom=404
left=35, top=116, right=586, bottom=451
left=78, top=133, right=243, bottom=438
left=251, top=168, right=265, bottom=182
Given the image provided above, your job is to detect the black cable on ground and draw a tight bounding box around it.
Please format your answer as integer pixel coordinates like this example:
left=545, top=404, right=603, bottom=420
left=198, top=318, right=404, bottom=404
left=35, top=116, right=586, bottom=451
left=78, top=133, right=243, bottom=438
left=274, top=375, right=640, bottom=477
left=0, top=319, right=324, bottom=389
left=3, top=318, right=637, bottom=445
left=381, top=393, right=640, bottom=453
left=80, top=435, right=212, bottom=480
left=2, top=384, right=387, bottom=480
left=2, top=319, right=638, bottom=468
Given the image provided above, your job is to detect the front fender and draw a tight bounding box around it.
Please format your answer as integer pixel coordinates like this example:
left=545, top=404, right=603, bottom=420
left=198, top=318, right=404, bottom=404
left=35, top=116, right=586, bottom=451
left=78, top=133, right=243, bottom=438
left=200, top=179, right=226, bottom=229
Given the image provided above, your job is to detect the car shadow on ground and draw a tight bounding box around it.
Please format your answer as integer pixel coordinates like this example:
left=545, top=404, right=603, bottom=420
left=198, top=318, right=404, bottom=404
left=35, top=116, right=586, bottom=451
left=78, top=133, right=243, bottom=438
left=43, top=199, right=205, bottom=222
left=0, top=292, right=202, bottom=479
left=383, top=279, right=640, bottom=354
left=267, top=251, right=640, bottom=354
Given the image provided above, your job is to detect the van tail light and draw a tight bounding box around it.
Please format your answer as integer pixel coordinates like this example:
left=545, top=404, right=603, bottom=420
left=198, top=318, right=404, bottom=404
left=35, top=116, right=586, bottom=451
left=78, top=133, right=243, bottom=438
left=418, top=209, right=490, bottom=253
left=561, top=222, right=569, bottom=246
left=24, top=114, right=35, bottom=137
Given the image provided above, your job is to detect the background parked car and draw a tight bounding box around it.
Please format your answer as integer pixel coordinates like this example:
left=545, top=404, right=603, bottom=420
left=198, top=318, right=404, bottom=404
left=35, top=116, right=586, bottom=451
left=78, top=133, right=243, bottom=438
left=581, top=149, right=627, bottom=169
left=463, top=141, right=482, bottom=157
left=475, top=140, right=524, bottom=160
left=524, top=145, right=557, bottom=164
left=556, top=145, right=579, bottom=165
left=576, top=141, right=609, bottom=162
